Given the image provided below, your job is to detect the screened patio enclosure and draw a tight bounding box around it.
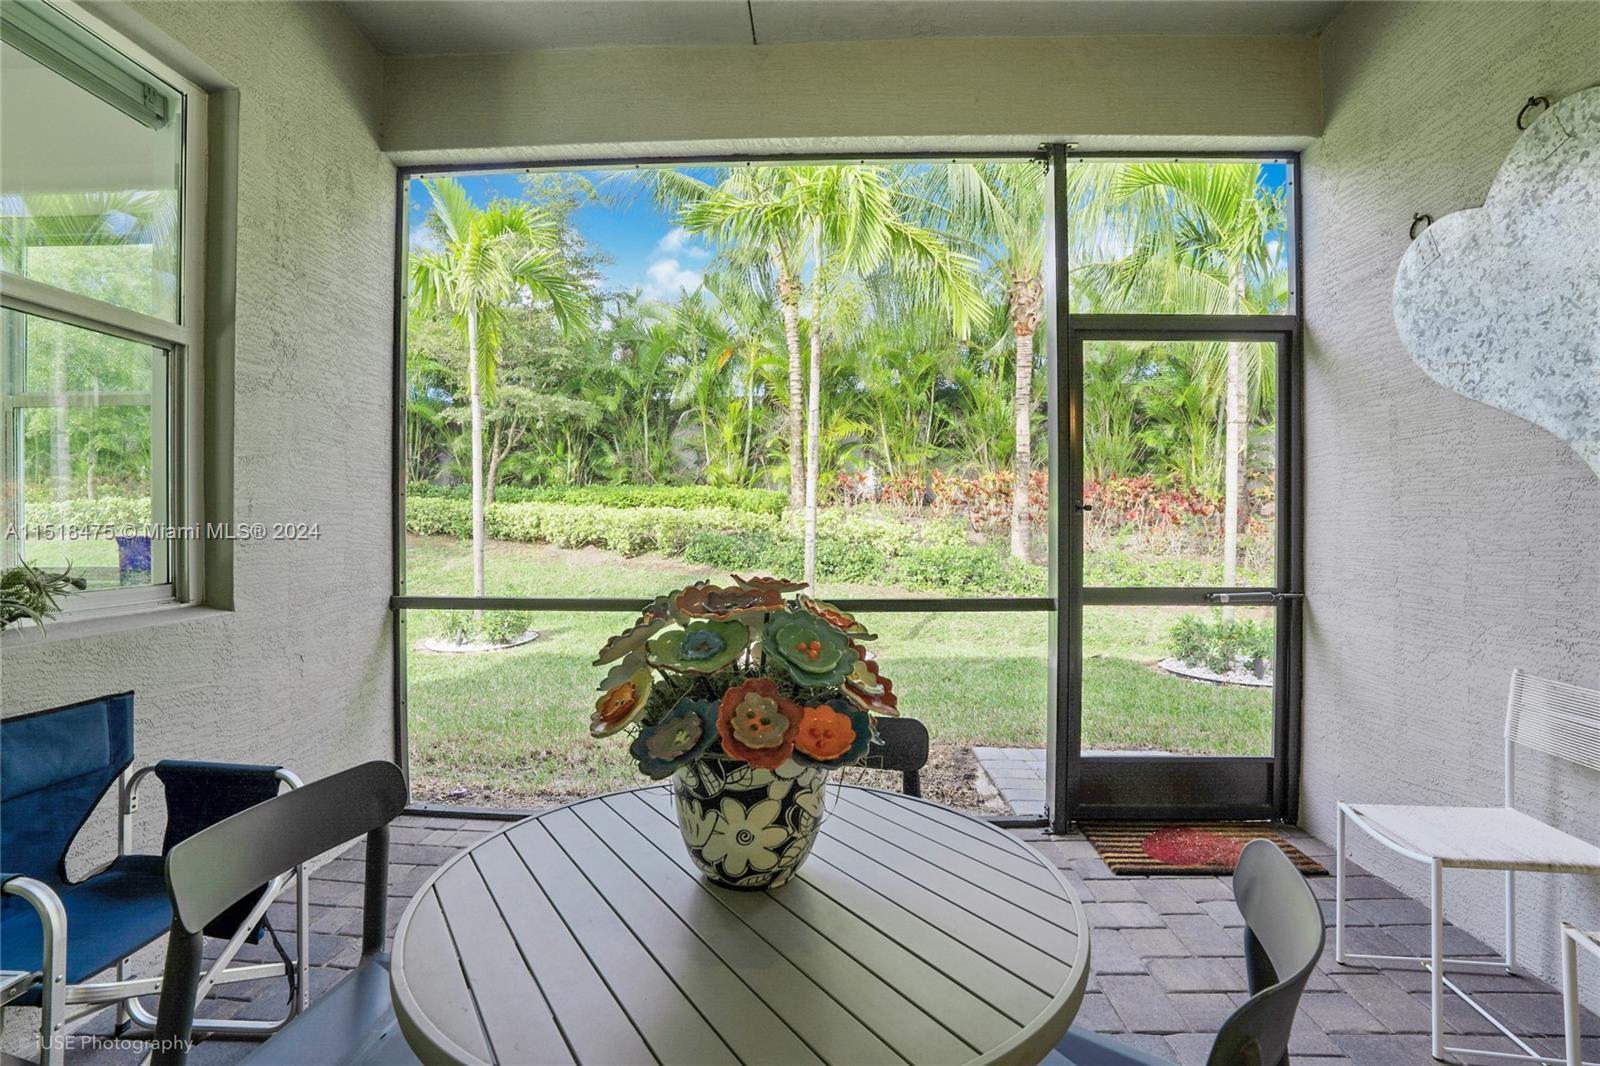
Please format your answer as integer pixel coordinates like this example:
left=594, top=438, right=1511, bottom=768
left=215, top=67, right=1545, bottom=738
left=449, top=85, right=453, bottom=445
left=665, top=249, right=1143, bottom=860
left=392, top=150, right=1303, bottom=829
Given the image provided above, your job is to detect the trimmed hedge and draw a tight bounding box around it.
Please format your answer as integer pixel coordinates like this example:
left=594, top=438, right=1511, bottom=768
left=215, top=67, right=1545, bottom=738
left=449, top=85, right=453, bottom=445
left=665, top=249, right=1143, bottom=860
left=407, top=482, right=786, bottom=516
left=680, top=529, right=1047, bottom=597
left=406, top=497, right=777, bottom=558
left=408, top=495, right=1048, bottom=596
left=21, top=496, right=152, bottom=530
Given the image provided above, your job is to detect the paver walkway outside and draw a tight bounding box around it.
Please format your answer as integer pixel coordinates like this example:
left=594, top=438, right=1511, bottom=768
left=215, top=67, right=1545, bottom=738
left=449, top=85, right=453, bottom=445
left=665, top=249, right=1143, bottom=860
left=41, top=812, right=1600, bottom=1066
left=974, top=745, right=1047, bottom=816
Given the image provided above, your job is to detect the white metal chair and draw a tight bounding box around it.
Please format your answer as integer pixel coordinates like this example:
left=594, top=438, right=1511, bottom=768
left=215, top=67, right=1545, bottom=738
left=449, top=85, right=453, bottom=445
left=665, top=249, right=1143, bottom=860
left=1335, top=670, right=1600, bottom=1065
left=1562, top=923, right=1600, bottom=1066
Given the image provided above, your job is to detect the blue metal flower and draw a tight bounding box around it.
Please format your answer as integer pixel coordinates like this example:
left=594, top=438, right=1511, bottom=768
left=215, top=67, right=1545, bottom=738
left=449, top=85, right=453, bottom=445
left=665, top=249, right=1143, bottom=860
left=630, top=698, right=718, bottom=779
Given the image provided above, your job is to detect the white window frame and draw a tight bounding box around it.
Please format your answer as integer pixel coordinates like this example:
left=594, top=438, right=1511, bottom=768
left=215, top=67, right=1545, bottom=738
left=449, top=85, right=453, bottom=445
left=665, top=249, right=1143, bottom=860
left=0, top=0, right=207, bottom=616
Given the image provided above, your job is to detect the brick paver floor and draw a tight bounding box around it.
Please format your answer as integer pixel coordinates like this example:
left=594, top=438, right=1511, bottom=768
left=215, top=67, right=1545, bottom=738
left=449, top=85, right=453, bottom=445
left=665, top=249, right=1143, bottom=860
left=43, top=813, right=1600, bottom=1066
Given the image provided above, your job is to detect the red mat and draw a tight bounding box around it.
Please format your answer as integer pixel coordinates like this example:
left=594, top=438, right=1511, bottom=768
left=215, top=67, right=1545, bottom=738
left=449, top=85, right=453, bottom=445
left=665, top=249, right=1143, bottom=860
left=1079, top=822, right=1328, bottom=876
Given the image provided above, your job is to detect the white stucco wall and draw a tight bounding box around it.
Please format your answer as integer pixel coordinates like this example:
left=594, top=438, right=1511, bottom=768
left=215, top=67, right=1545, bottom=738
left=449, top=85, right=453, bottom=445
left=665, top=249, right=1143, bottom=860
left=379, top=33, right=1323, bottom=164
left=1301, top=0, right=1600, bottom=1004
left=0, top=0, right=394, bottom=836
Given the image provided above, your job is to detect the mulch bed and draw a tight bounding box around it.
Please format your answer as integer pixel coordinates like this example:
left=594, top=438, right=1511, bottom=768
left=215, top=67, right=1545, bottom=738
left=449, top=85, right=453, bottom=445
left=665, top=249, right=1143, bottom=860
left=412, top=743, right=1009, bottom=816
left=1080, top=821, right=1327, bottom=876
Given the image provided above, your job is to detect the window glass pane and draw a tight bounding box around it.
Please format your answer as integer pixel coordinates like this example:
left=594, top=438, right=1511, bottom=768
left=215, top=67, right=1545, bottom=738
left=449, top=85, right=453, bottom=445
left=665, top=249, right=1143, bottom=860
left=1083, top=339, right=1276, bottom=587
left=1082, top=605, right=1273, bottom=756
left=3, top=311, right=168, bottom=591
left=855, top=610, right=1047, bottom=817
left=404, top=161, right=1050, bottom=603
left=1, top=5, right=184, bottom=320
left=403, top=607, right=1047, bottom=816
left=1067, top=159, right=1291, bottom=315
left=406, top=610, right=638, bottom=806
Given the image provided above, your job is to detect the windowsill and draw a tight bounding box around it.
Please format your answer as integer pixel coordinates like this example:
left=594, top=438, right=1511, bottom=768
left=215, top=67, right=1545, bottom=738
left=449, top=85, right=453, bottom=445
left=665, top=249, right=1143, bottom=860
left=0, top=601, right=230, bottom=646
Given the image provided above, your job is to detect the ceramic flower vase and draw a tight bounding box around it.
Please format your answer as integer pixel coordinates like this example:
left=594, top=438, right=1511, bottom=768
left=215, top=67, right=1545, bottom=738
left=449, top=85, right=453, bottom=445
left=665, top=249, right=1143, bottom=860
left=672, top=755, right=829, bottom=889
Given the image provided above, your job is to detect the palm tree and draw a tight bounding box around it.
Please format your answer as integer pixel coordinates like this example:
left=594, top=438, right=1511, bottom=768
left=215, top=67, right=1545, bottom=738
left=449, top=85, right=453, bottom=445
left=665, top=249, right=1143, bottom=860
left=922, top=162, right=1048, bottom=561
left=783, top=165, right=985, bottom=588
left=1113, top=163, right=1279, bottom=587
left=1076, top=161, right=1283, bottom=588
left=703, top=268, right=785, bottom=485
left=636, top=168, right=811, bottom=509
left=410, top=178, right=589, bottom=601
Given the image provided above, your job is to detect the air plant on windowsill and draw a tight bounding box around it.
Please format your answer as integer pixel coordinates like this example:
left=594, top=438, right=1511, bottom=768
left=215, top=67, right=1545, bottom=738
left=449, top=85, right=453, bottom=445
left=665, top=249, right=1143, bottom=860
left=1, top=560, right=87, bottom=632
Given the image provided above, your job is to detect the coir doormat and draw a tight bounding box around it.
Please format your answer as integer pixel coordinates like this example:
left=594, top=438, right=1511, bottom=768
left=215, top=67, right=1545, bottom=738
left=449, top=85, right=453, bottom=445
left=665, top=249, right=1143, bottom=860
left=1079, top=822, right=1328, bottom=876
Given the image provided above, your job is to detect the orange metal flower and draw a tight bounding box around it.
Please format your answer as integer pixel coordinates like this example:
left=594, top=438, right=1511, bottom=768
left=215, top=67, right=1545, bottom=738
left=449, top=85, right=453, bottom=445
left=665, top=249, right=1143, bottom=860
left=590, top=668, right=653, bottom=737
left=731, top=573, right=807, bottom=594
left=672, top=581, right=784, bottom=621
left=716, top=678, right=802, bottom=770
left=794, top=703, right=857, bottom=761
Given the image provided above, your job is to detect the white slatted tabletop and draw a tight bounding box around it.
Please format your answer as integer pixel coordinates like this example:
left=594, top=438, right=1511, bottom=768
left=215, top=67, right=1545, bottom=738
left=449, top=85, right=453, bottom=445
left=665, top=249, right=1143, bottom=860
left=390, top=784, right=1089, bottom=1066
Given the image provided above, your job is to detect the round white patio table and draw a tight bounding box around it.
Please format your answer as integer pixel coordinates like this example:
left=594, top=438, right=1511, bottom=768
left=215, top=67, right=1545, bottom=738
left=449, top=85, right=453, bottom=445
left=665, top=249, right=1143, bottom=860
left=390, top=783, right=1089, bottom=1066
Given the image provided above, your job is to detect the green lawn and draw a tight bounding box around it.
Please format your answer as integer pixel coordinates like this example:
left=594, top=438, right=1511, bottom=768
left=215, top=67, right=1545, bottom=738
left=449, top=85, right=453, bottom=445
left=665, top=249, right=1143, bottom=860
left=404, top=535, right=1272, bottom=804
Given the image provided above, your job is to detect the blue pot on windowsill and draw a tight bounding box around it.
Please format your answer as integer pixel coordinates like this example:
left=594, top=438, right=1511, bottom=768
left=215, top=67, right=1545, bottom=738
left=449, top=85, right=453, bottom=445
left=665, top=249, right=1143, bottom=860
left=115, top=535, right=152, bottom=586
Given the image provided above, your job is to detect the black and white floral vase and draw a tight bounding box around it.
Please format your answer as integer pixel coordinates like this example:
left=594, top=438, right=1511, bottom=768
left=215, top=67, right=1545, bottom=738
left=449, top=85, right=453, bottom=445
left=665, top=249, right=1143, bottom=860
left=672, top=756, right=830, bottom=889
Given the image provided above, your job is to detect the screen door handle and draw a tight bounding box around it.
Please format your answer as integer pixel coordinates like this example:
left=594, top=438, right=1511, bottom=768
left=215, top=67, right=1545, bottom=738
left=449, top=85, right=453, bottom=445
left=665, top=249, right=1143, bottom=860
left=1204, top=591, right=1303, bottom=605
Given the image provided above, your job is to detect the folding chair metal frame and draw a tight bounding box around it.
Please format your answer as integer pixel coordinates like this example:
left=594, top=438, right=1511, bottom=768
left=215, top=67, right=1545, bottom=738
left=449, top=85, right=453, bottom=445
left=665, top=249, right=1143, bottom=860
left=1, top=697, right=312, bottom=1066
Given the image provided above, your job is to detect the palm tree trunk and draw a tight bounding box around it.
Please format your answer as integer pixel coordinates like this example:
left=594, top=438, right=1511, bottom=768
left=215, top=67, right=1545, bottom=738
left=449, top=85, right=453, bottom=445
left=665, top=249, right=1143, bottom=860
left=742, top=350, right=756, bottom=482
left=803, top=321, right=822, bottom=590
left=1222, top=341, right=1245, bottom=588
left=1007, top=272, right=1044, bottom=564
left=1221, top=266, right=1249, bottom=612
left=1009, top=328, right=1035, bottom=562
left=485, top=423, right=501, bottom=507
left=777, top=264, right=806, bottom=508
left=701, top=402, right=712, bottom=478
left=467, top=304, right=486, bottom=612
left=803, top=222, right=826, bottom=591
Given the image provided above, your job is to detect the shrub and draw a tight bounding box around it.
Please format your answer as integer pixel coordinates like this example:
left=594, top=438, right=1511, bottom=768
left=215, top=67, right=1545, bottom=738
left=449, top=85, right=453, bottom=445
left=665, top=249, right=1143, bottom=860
left=436, top=609, right=532, bottom=646
left=407, top=498, right=776, bottom=558
left=407, top=482, right=785, bottom=516
left=406, top=497, right=471, bottom=537
left=480, top=610, right=533, bottom=645
left=23, top=495, right=152, bottom=532
left=681, top=530, right=1046, bottom=598
left=439, top=610, right=474, bottom=644
left=1167, top=612, right=1273, bottom=674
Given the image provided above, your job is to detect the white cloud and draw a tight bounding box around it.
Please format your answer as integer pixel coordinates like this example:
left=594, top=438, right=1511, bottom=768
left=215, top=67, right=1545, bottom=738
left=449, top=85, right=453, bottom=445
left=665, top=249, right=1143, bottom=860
left=409, top=226, right=442, bottom=253
left=640, top=257, right=704, bottom=301
left=655, top=225, right=710, bottom=260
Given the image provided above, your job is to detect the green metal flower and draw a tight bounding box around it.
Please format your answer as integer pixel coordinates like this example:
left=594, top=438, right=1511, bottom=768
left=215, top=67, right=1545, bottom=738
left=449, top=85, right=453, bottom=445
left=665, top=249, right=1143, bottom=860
left=763, top=608, right=857, bottom=687
left=646, top=619, right=748, bottom=675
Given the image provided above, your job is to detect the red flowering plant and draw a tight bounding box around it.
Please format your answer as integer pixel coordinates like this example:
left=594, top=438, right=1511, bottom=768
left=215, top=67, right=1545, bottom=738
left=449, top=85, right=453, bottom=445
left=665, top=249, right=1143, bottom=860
left=592, top=576, right=897, bottom=780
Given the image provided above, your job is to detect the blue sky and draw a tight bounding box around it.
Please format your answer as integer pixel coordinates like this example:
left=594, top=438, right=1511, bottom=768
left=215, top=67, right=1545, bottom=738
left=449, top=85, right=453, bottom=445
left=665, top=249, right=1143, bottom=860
left=406, top=171, right=700, bottom=299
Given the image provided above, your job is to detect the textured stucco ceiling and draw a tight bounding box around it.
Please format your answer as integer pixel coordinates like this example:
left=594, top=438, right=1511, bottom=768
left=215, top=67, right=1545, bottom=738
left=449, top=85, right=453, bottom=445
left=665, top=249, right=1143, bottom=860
left=340, top=0, right=1347, bottom=56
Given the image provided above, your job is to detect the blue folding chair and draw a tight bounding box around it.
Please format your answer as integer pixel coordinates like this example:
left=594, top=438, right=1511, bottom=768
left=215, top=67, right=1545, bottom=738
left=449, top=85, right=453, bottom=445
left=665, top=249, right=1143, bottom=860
left=1, top=694, right=310, bottom=1065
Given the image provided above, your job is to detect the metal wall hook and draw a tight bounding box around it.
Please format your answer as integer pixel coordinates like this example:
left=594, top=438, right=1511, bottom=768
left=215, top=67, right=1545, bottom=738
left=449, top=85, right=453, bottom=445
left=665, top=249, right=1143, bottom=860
left=1516, top=96, right=1551, bottom=130
left=1409, top=213, right=1433, bottom=240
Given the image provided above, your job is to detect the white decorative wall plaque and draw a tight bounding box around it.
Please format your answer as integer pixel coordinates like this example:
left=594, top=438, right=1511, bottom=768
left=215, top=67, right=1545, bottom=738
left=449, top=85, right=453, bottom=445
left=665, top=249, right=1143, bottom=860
left=1393, top=86, right=1600, bottom=478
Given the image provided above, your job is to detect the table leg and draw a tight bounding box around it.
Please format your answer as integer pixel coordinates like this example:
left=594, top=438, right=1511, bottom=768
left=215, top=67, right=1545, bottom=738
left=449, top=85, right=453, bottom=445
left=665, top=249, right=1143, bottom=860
left=1566, top=926, right=1583, bottom=1066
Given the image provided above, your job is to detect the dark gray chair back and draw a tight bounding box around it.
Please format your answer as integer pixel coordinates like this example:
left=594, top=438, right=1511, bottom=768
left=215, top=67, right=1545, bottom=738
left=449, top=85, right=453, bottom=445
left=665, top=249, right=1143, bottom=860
left=153, top=761, right=408, bottom=1065
left=1206, top=838, right=1326, bottom=1066
left=861, top=717, right=930, bottom=796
